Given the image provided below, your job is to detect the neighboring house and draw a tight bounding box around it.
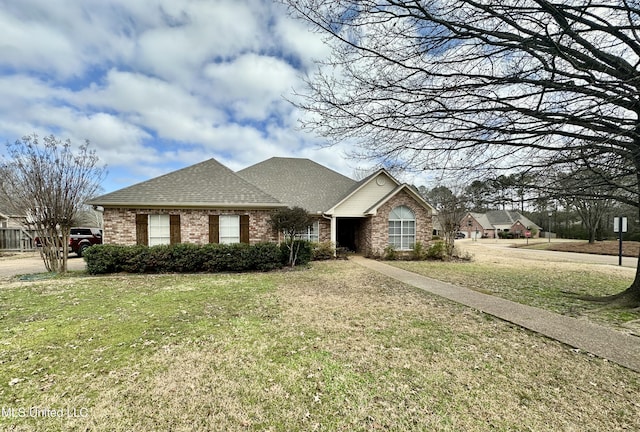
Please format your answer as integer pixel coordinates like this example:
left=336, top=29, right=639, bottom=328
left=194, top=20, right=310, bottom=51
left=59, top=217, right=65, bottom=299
left=0, top=192, right=25, bottom=229
left=460, top=210, right=541, bottom=239
left=87, top=157, right=434, bottom=256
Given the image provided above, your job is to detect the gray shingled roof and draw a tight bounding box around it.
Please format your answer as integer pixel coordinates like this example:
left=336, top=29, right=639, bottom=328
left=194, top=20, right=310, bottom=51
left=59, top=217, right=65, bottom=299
left=479, top=210, right=540, bottom=229
left=237, top=157, right=357, bottom=213
left=88, top=158, right=283, bottom=207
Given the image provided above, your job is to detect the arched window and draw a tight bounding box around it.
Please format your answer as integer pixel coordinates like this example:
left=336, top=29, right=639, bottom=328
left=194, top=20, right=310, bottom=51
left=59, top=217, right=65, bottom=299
left=389, top=205, right=416, bottom=250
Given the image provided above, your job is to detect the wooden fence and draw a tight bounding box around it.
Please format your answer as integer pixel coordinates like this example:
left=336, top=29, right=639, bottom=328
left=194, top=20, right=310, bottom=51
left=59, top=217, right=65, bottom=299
left=0, top=228, right=36, bottom=251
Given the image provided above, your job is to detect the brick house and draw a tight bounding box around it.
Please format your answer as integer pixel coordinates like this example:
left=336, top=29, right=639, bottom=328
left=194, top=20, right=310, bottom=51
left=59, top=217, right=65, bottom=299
left=88, top=157, right=434, bottom=256
left=460, top=210, right=541, bottom=239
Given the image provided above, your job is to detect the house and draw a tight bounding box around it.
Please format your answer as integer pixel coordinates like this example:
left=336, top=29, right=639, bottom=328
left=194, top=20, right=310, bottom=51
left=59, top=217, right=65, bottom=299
left=87, top=157, right=434, bottom=256
left=0, top=191, right=25, bottom=229
left=460, top=210, right=541, bottom=239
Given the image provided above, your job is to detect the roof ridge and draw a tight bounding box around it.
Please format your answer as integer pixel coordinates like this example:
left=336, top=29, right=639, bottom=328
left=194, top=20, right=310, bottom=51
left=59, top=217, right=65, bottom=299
left=88, top=157, right=284, bottom=206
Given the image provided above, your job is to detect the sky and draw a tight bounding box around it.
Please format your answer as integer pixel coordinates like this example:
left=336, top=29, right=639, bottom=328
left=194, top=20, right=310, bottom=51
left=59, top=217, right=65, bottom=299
left=0, top=0, right=377, bottom=194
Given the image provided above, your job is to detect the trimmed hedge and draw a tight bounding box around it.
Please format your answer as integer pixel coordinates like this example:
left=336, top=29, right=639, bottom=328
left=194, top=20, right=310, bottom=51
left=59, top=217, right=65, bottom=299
left=83, top=242, right=287, bottom=275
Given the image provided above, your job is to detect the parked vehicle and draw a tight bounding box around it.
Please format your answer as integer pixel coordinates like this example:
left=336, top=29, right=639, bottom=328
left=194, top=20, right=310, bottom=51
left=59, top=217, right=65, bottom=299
left=69, top=227, right=102, bottom=257
left=35, top=227, right=102, bottom=257
left=455, top=232, right=466, bottom=239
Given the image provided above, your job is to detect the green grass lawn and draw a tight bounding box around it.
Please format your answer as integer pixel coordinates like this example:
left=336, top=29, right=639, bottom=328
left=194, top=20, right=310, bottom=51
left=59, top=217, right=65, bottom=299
left=1, top=262, right=640, bottom=431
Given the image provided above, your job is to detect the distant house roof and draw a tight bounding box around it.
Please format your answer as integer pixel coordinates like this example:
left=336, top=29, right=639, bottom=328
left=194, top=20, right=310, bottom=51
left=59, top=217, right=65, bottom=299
left=469, top=212, right=493, bottom=229
left=468, top=210, right=540, bottom=230
left=88, top=158, right=284, bottom=208
left=237, top=157, right=357, bottom=213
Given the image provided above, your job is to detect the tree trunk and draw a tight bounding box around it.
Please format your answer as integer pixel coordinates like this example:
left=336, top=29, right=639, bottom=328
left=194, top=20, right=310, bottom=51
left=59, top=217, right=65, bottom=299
left=61, top=229, right=69, bottom=273
left=616, top=203, right=640, bottom=305
left=605, top=169, right=640, bottom=306
left=622, top=267, right=640, bottom=305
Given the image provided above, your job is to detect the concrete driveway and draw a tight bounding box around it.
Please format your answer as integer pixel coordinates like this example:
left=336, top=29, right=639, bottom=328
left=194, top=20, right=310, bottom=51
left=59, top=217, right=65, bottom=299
left=0, top=252, right=86, bottom=279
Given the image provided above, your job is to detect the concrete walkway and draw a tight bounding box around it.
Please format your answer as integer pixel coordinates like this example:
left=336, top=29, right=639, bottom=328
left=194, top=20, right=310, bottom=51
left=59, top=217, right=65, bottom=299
left=352, top=256, right=640, bottom=373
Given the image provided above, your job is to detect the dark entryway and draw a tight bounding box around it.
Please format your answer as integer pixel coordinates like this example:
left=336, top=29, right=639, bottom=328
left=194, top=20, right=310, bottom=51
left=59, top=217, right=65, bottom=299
left=336, top=218, right=363, bottom=252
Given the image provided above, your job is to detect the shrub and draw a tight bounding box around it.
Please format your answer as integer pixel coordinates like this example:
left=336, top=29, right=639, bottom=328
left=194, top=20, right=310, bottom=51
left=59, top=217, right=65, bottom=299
left=249, top=242, right=282, bottom=271
left=84, top=242, right=285, bottom=275
left=169, top=243, right=205, bottom=272
left=426, top=241, right=447, bottom=260
left=312, top=241, right=335, bottom=260
left=383, top=244, right=398, bottom=260
left=410, top=241, right=427, bottom=261
left=335, top=247, right=350, bottom=260
left=280, top=240, right=313, bottom=266
left=83, top=244, right=124, bottom=274
left=201, top=243, right=250, bottom=273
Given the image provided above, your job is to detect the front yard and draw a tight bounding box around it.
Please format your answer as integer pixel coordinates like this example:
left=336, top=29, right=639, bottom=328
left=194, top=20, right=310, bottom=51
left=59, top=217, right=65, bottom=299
left=1, top=261, right=639, bottom=431
left=391, top=256, right=640, bottom=331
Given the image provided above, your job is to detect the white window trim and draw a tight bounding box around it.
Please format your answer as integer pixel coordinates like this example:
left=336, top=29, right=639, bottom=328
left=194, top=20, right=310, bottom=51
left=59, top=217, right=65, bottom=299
left=149, top=214, right=170, bottom=246
left=389, top=206, right=416, bottom=250
left=219, top=215, right=240, bottom=244
left=297, top=220, right=320, bottom=242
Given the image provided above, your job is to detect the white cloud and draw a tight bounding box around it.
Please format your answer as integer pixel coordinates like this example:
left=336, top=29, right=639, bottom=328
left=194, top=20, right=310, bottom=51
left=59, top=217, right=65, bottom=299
left=0, top=0, right=356, bottom=193
left=272, top=16, right=332, bottom=70
left=0, top=9, right=82, bottom=78
left=204, top=53, right=299, bottom=119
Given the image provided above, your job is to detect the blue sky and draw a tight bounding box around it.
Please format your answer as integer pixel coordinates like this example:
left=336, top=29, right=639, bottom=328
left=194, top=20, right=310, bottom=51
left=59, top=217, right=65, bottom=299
left=0, top=0, right=374, bottom=193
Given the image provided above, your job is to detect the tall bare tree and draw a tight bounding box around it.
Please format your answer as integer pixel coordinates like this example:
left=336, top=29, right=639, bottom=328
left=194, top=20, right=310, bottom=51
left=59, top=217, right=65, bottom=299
left=283, top=0, right=640, bottom=305
left=424, top=185, right=467, bottom=257
left=1, top=134, right=106, bottom=272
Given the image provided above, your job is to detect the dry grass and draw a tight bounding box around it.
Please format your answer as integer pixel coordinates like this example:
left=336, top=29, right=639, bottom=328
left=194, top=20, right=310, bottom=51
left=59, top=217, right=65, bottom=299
left=393, top=241, right=640, bottom=333
left=1, top=262, right=639, bottom=431
left=526, top=240, right=640, bottom=257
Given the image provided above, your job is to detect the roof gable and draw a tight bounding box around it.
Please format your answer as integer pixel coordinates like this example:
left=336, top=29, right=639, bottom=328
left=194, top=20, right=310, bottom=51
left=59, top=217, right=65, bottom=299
left=365, top=183, right=435, bottom=215
left=329, top=170, right=398, bottom=216
left=88, top=158, right=283, bottom=208
left=237, top=157, right=357, bottom=213
left=329, top=170, right=434, bottom=216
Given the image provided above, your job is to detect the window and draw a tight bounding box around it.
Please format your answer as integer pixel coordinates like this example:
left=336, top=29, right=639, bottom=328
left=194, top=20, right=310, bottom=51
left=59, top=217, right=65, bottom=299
left=209, top=215, right=249, bottom=244
left=297, top=220, right=319, bottom=242
left=71, top=228, right=93, bottom=236
left=219, top=215, right=240, bottom=244
left=148, top=214, right=170, bottom=246
left=389, top=205, right=415, bottom=250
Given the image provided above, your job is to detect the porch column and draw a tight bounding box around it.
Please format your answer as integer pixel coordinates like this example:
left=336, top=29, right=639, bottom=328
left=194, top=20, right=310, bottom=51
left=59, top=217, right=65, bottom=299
left=330, top=216, right=337, bottom=255
left=325, top=215, right=338, bottom=258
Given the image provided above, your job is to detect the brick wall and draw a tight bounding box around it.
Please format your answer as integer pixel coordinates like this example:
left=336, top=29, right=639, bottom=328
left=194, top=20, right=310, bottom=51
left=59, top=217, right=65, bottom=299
left=103, top=208, right=277, bottom=245
left=363, top=190, right=433, bottom=256
left=317, top=217, right=331, bottom=243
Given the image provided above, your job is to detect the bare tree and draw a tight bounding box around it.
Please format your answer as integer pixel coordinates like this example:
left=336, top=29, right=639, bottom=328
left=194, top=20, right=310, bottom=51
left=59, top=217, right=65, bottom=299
left=424, top=185, right=467, bottom=257
left=1, top=134, right=106, bottom=272
left=549, top=168, right=616, bottom=243
left=269, top=206, right=312, bottom=267
left=283, top=1, right=640, bottom=305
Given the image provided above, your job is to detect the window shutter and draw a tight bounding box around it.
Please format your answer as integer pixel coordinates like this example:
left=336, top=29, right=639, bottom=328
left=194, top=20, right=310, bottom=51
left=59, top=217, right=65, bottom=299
left=136, top=214, right=148, bottom=246
left=240, top=215, right=250, bottom=244
left=170, top=215, right=181, bottom=244
left=209, top=215, right=219, bottom=244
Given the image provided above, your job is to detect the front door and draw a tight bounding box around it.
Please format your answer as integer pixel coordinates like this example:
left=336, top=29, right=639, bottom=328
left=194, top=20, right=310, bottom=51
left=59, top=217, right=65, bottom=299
left=336, top=218, right=361, bottom=251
